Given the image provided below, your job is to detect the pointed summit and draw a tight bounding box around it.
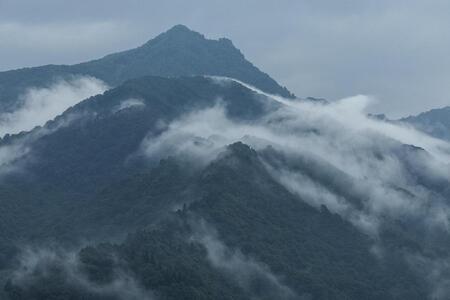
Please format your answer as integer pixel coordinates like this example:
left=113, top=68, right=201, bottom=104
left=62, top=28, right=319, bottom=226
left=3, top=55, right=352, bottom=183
left=165, top=24, right=198, bottom=35
left=88, top=24, right=294, bottom=97
left=148, top=24, right=205, bottom=44
left=142, top=24, right=206, bottom=48
left=0, top=25, right=293, bottom=112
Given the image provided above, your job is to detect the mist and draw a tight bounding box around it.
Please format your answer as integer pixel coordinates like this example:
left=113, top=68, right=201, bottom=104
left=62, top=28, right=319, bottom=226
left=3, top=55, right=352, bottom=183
left=0, top=106, right=92, bottom=178
left=0, top=76, right=107, bottom=137
left=8, top=246, right=153, bottom=300
left=141, top=78, right=450, bottom=236
left=138, top=77, right=450, bottom=297
left=1, top=75, right=449, bottom=298
left=191, top=221, right=302, bottom=300
left=113, top=98, right=145, bottom=113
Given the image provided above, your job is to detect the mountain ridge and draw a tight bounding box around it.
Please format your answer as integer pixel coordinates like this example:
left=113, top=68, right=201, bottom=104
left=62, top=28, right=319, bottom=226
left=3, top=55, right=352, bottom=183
left=400, top=106, right=450, bottom=141
left=0, top=25, right=293, bottom=113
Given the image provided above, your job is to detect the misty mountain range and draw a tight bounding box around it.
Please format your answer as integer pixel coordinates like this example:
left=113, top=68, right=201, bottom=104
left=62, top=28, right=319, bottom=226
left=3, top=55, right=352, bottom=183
left=0, top=25, right=450, bottom=300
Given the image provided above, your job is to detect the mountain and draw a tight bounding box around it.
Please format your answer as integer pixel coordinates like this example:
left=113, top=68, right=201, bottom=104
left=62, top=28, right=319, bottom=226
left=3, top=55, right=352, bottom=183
left=2, top=142, right=427, bottom=300
left=400, top=106, right=450, bottom=141
left=0, top=76, right=278, bottom=267
left=0, top=74, right=449, bottom=299
left=0, top=25, right=292, bottom=113
left=1, top=26, right=450, bottom=300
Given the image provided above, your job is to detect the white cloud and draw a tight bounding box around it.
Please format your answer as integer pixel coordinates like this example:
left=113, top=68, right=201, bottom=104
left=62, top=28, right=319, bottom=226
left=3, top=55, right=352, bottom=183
left=139, top=78, right=450, bottom=296
left=0, top=76, right=108, bottom=137
left=0, top=142, right=30, bottom=171
left=141, top=78, right=450, bottom=236
left=113, top=98, right=145, bottom=113
left=11, top=247, right=154, bottom=300
left=0, top=110, right=89, bottom=177
left=191, top=221, right=300, bottom=300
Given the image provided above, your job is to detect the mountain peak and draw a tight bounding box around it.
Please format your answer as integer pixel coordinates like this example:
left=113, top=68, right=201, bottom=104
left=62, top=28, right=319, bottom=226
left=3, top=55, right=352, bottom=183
left=0, top=25, right=294, bottom=113
left=166, top=24, right=196, bottom=34
left=158, top=25, right=235, bottom=48
left=150, top=24, right=205, bottom=44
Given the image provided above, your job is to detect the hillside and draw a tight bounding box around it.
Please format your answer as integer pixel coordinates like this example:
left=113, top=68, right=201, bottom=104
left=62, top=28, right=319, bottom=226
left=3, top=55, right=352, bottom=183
left=0, top=75, right=449, bottom=299
left=2, top=143, right=427, bottom=300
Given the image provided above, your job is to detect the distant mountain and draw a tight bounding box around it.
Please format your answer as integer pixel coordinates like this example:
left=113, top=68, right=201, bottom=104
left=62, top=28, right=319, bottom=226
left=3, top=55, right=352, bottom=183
left=400, top=106, right=450, bottom=141
left=0, top=25, right=292, bottom=113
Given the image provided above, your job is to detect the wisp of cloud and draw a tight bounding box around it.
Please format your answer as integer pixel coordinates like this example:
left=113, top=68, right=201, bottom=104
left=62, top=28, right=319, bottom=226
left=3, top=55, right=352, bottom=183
left=0, top=76, right=107, bottom=137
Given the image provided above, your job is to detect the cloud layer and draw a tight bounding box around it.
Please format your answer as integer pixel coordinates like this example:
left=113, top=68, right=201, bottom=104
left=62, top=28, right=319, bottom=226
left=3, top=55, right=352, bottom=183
left=141, top=78, right=450, bottom=296
left=142, top=77, right=450, bottom=237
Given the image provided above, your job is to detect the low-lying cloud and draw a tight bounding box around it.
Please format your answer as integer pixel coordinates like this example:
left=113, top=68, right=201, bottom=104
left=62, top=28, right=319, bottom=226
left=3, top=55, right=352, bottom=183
left=140, top=77, right=450, bottom=297
left=191, top=222, right=302, bottom=300
left=8, top=246, right=153, bottom=300
left=0, top=101, right=101, bottom=178
left=0, top=76, right=107, bottom=137
left=142, top=78, right=450, bottom=237
left=0, top=142, right=30, bottom=170
left=407, top=254, right=450, bottom=300
left=113, top=98, right=146, bottom=113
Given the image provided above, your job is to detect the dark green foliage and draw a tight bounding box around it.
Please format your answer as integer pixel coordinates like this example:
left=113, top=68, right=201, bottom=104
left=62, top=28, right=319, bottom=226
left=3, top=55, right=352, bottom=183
left=0, top=75, right=441, bottom=299
left=79, top=244, right=117, bottom=284
left=0, top=76, right=274, bottom=247
left=3, top=143, right=428, bottom=300
left=117, top=228, right=249, bottom=300
left=189, top=143, right=427, bottom=299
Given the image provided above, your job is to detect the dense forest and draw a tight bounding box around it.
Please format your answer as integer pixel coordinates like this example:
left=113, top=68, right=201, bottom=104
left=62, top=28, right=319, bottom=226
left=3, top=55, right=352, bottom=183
left=2, top=143, right=430, bottom=299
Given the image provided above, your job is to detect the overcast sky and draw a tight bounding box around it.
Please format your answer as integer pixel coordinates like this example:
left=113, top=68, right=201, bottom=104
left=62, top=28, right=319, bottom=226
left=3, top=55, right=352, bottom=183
left=1, top=0, right=449, bottom=118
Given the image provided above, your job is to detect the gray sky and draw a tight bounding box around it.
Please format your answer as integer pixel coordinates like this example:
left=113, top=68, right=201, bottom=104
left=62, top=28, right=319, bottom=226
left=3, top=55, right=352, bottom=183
left=1, top=0, right=449, bottom=118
